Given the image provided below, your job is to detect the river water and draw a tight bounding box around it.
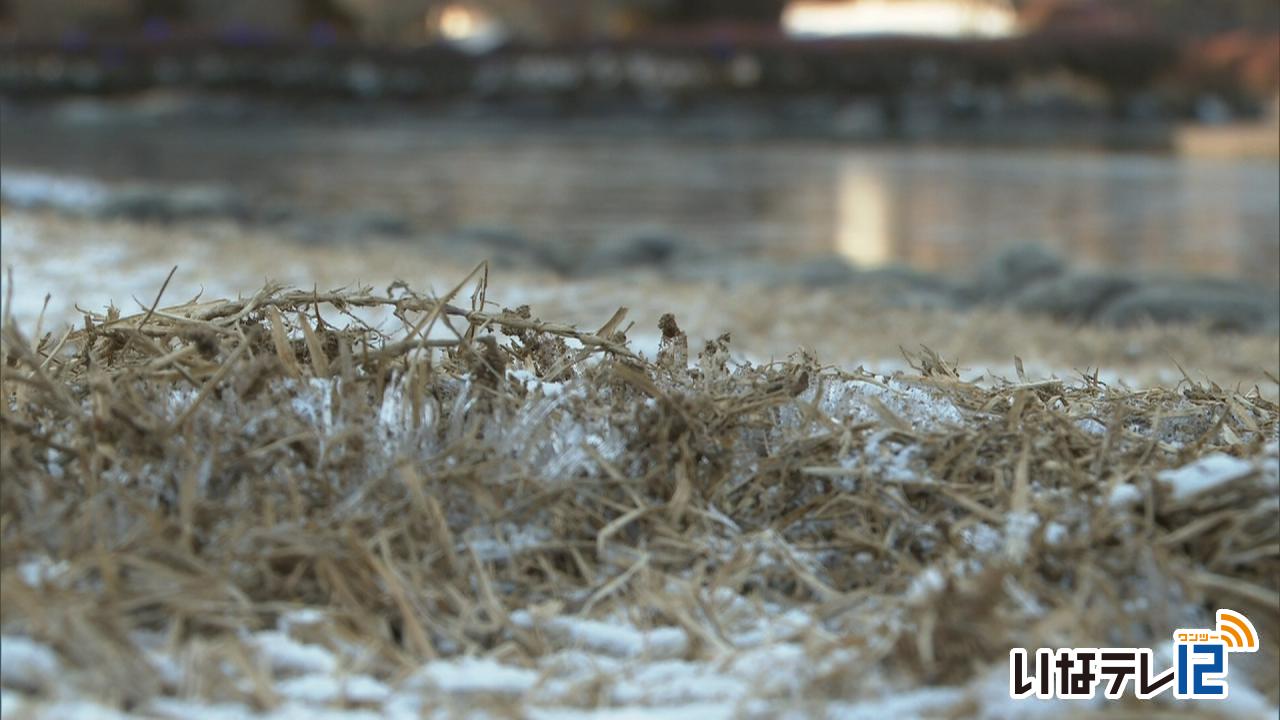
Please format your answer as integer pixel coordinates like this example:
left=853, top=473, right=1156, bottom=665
left=3, top=118, right=1277, bottom=284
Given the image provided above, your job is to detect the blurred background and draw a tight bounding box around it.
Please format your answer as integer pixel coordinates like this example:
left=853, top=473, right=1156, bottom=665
left=0, top=1, right=1278, bottom=371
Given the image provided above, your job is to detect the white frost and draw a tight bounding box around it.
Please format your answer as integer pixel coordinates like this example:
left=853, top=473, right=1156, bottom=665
left=248, top=632, right=337, bottom=676
left=1157, top=453, right=1258, bottom=502
left=410, top=656, right=538, bottom=695
left=513, top=613, right=689, bottom=660
left=0, top=636, right=60, bottom=693
left=1107, top=483, right=1143, bottom=509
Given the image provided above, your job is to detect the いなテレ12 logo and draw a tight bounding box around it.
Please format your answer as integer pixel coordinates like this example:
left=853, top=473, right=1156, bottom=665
left=1010, top=609, right=1260, bottom=701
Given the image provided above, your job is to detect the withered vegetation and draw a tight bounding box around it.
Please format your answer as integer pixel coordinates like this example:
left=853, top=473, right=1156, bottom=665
left=1, top=265, right=1277, bottom=714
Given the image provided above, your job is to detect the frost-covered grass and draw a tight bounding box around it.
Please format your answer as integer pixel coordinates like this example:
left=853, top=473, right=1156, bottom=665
left=1, top=274, right=1277, bottom=719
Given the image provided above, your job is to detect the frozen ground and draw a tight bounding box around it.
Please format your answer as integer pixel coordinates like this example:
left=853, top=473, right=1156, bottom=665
left=5, top=573, right=1276, bottom=720
left=3, top=363, right=1276, bottom=719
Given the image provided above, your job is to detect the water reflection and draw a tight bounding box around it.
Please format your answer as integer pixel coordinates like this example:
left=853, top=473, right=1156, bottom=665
left=836, top=164, right=891, bottom=267
left=829, top=150, right=1278, bottom=282
left=1, top=118, right=1276, bottom=284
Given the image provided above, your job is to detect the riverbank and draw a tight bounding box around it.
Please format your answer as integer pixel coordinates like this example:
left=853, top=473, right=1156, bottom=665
left=5, top=165, right=1274, bottom=335
left=2, top=208, right=1277, bottom=393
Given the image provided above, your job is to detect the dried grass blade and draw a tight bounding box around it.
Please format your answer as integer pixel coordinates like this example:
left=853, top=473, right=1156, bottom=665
left=267, top=306, right=302, bottom=380
left=296, top=311, right=330, bottom=377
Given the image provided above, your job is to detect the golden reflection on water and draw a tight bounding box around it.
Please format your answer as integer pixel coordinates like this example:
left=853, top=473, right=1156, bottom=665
left=836, top=164, right=891, bottom=268
left=826, top=150, right=1277, bottom=283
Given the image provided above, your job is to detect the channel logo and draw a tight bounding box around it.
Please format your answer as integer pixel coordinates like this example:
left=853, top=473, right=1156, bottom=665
left=1010, top=608, right=1259, bottom=701
left=1213, top=610, right=1258, bottom=651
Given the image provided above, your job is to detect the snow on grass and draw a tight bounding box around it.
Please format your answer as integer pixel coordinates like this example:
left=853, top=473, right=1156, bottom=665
left=1002, top=511, right=1040, bottom=562
left=15, top=557, right=72, bottom=588
left=146, top=697, right=393, bottom=720
left=2, top=270, right=1276, bottom=719
left=905, top=566, right=947, bottom=603
left=409, top=656, right=539, bottom=696
left=461, top=522, right=554, bottom=562
left=1042, top=522, right=1068, bottom=547
left=802, top=375, right=967, bottom=430
left=1156, top=452, right=1264, bottom=502
left=511, top=368, right=569, bottom=397
left=610, top=660, right=750, bottom=706
left=959, top=522, right=1003, bottom=555
left=1107, top=482, right=1143, bottom=508
left=247, top=631, right=338, bottom=676
left=512, top=612, right=689, bottom=660
left=274, top=674, right=391, bottom=705
left=0, top=636, right=60, bottom=694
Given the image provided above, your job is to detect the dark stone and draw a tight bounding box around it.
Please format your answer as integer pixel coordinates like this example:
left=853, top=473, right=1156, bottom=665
left=346, top=209, right=411, bottom=238
left=963, top=244, right=1066, bottom=303
left=1096, top=281, right=1279, bottom=333
left=445, top=225, right=571, bottom=273
left=102, top=185, right=247, bottom=221
left=859, top=264, right=962, bottom=308
left=577, top=232, right=686, bottom=275
left=671, top=254, right=859, bottom=288
left=788, top=255, right=859, bottom=287
left=1013, top=272, right=1139, bottom=321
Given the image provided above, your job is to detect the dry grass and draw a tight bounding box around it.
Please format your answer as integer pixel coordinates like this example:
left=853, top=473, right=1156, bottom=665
left=1, top=266, right=1277, bottom=716
left=6, top=208, right=1278, bottom=391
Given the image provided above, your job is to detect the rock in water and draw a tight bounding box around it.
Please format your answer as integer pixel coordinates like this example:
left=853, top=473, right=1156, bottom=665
left=1013, top=272, right=1138, bottom=321
left=1097, top=281, right=1279, bottom=333
left=963, top=244, right=1066, bottom=304
left=577, top=231, right=684, bottom=275
left=445, top=225, right=571, bottom=274
left=103, top=185, right=247, bottom=221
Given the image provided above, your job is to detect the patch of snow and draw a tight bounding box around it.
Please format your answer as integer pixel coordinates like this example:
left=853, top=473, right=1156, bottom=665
left=627, top=333, right=663, bottom=361
left=513, top=613, right=688, bottom=660
left=15, top=558, right=71, bottom=588
left=863, top=431, right=930, bottom=485
left=0, top=690, right=20, bottom=718
left=248, top=631, right=337, bottom=676
left=1107, top=483, right=1143, bottom=508
left=1042, top=522, right=1068, bottom=546
left=1003, top=512, right=1039, bottom=562
left=805, top=377, right=965, bottom=431
left=0, top=636, right=59, bottom=693
left=1157, top=453, right=1256, bottom=502
left=724, top=643, right=809, bottom=696
left=612, top=660, right=748, bottom=705
left=511, top=368, right=567, bottom=397
left=960, top=523, right=1003, bottom=555
left=461, top=523, right=553, bottom=562
left=275, top=674, right=390, bottom=705
left=278, top=608, right=327, bottom=632
left=729, top=607, right=814, bottom=648
left=1076, top=418, right=1107, bottom=436
left=905, top=567, right=946, bottom=603
left=410, top=656, right=538, bottom=695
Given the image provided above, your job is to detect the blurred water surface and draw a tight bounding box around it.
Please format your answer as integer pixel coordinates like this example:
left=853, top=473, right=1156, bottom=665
left=3, top=118, right=1276, bottom=284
